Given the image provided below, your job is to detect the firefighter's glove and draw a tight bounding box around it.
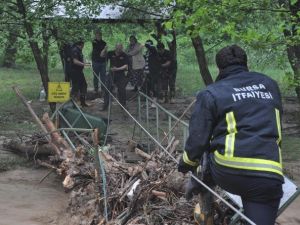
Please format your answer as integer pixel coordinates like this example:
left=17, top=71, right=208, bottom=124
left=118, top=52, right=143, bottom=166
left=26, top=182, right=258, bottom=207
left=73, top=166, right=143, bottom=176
left=178, top=156, right=198, bottom=174
left=185, top=165, right=215, bottom=200
left=185, top=175, right=203, bottom=200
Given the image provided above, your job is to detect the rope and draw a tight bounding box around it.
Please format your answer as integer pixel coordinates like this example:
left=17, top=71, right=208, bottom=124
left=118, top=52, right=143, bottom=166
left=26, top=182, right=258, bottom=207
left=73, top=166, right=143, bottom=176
left=90, top=65, right=256, bottom=225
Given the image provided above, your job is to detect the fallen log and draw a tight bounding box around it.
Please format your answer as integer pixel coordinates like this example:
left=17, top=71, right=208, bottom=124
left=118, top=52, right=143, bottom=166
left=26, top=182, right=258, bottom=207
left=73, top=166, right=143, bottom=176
left=12, top=86, right=61, bottom=156
left=3, top=140, right=56, bottom=157
left=42, top=112, right=73, bottom=159
left=135, top=148, right=151, bottom=160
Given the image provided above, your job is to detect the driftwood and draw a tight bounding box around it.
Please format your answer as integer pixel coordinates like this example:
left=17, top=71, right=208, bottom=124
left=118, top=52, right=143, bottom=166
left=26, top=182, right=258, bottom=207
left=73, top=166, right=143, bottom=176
left=135, top=148, right=151, bottom=160
left=42, top=113, right=73, bottom=159
left=3, top=140, right=55, bottom=157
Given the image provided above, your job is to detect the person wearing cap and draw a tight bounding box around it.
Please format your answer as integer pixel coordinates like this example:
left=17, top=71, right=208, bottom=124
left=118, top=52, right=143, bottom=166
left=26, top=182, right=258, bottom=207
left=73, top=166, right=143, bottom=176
left=92, top=29, right=107, bottom=95
left=144, top=40, right=160, bottom=106
left=126, top=35, right=145, bottom=90
left=178, top=45, right=284, bottom=225
left=70, top=40, right=90, bottom=107
left=157, top=42, right=173, bottom=103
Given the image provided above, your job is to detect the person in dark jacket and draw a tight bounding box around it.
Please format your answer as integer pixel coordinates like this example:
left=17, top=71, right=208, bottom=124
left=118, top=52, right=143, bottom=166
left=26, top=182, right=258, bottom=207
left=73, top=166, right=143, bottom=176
left=70, top=40, right=90, bottom=107
left=61, top=42, right=73, bottom=82
left=92, top=30, right=107, bottom=94
left=178, top=45, right=283, bottom=225
left=102, top=43, right=129, bottom=111
left=144, top=40, right=160, bottom=106
left=157, top=42, right=172, bottom=103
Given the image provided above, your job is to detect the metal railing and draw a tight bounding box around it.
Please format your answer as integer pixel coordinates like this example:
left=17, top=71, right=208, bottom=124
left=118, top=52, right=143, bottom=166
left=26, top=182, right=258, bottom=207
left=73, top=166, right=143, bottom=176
left=50, top=99, right=93, bottom=150
left=136, top=91, right=189, bottom=152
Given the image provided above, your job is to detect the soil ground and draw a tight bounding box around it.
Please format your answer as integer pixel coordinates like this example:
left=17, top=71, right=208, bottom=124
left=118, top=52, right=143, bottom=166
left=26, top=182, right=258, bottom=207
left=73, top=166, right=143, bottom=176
left=0, top=168, right=68, bottom=225
left=0, top=92, right=300, bottom=224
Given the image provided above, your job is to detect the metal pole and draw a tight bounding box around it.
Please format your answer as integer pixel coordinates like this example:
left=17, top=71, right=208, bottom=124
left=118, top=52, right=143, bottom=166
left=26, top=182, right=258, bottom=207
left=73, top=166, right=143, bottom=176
left=50, top=100, right=72, bottom=120
left=146, top=97, right=150, bottom=152
left=71, top=99, right=93, bottom=128
left=57, top=111, right=90, bottom=146
left=138, top=91, right=189, bottom=127
left=138, top=93, right=141, bottom=122
left=183, top=127, right=187, bottom=149
left=156, top=105, right=159, bottom=142
left=168, top=116, right=172, bottom=145
left=61, top=130, right=76, bottom=150
left=71, top=114, right=83, bottom=128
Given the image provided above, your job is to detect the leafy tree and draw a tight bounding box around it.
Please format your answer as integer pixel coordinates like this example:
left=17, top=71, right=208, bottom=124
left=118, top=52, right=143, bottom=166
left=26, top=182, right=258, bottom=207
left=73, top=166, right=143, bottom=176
left=0, top=0, right=100, bottom=109
left=163, top=0, right=300, bottom=98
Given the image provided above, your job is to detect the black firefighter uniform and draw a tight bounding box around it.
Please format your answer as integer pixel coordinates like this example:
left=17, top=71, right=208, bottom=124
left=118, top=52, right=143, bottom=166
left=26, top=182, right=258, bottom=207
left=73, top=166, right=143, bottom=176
left=180, top=65, right=283, bottom=183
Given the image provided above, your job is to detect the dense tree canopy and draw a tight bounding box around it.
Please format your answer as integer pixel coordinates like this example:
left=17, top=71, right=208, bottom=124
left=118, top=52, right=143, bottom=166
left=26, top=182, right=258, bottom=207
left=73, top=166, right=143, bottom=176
left=1, top=0, right=300, bottom=99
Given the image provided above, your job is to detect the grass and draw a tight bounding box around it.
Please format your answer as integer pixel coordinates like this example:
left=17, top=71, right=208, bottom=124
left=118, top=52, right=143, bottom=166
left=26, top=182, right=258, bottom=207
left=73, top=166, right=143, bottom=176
left=176, top=62, right=292, bottom=96
left=0, top=156, right=32, bottom=172
left=0, top=67, right=62, bottom=112
left=0, top=67, right=64, bottom=135
left=282, top=135, right=300, bottom=162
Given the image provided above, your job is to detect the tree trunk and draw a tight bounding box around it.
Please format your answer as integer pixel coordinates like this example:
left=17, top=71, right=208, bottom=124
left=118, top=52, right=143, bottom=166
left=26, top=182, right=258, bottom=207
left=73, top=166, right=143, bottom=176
left=286, top=45, right=300, bottom=99
left=279, top=0, right=300, bottom=99
left=16, top=0, right=56, bottom=111
left=169, top=29, right=177, bottom=60
left=4, top=140, right=56, bottom=157
left=167, top=29, right=177, bottom=70
left=191, top=35, right=214, bottom=86
left=2, top=31, right=18, bottom=68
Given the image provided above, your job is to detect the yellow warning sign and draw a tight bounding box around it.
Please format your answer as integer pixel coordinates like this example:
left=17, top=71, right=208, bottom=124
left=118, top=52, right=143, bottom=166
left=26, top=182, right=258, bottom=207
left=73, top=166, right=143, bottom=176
left=48, top=82, right=70, bottom=102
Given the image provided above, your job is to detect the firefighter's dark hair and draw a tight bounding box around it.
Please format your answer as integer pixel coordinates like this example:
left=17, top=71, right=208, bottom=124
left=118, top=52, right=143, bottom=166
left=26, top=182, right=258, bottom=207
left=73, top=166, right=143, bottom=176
left=215, top=45, right=247, bottom=69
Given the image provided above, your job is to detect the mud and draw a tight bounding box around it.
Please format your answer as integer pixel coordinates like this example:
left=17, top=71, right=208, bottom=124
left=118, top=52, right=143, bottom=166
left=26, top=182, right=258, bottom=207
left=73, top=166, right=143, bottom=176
left=0, top=168, right=68, bottom=225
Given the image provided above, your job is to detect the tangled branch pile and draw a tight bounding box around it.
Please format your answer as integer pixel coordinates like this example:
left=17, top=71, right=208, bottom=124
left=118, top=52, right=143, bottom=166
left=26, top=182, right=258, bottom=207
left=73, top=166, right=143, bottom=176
left=65, top=136, right=199, bottom=225
left=95, top=145, right=198, bottom=225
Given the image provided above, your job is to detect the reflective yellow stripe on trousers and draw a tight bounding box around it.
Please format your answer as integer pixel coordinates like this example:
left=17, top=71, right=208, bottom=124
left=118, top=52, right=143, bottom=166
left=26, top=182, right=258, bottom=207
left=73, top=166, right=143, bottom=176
left=225, top=112, right=237, bottom=157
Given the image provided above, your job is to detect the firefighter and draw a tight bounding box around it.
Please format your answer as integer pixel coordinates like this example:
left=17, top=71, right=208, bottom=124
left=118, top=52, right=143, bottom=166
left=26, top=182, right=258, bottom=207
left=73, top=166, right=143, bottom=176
left=178, top=45, right=283, bottom=225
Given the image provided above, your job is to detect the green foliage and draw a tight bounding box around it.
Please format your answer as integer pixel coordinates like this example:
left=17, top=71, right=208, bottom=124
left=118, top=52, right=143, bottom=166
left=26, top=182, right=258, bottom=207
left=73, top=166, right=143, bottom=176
left=160, top=0, right=300, bottom=96
left=0, top=67, right=62, bottom=114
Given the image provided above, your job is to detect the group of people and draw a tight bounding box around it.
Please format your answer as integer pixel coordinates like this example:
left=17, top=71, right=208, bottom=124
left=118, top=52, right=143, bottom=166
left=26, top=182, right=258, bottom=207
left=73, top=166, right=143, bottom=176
left=62, top=29, right=177, bottom=109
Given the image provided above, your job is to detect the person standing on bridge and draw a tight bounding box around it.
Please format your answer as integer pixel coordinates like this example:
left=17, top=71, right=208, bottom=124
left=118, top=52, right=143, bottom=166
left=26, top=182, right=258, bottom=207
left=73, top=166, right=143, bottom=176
left=144, top=39, right=160, bottom=107
left=92, top=29, right=107, bottom=95
left=70, top=40, right=90, bottom=107
left=126, top=35, right=145, bottom=91
left=157, top=42, right=173, bottom=104
left=102, top=43, right=129, bottom=111
left=178, top=45, right=283, bottom=225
